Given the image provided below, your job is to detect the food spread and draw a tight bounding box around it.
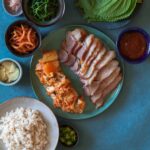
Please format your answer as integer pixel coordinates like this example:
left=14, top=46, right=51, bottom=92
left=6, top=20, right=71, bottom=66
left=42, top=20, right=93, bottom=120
left=0, top=61, right=19, bottom=83
left=35, top=50, right=86, bottom=113
left=0, top=0, right=147, bottom=149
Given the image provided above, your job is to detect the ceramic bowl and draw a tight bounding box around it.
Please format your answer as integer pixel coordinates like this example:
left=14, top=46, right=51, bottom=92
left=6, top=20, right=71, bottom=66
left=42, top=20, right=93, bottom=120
left=22, top=0, right=65, bottom=27
left=59, top=124, right=79, bottom=147
left=117, top=27, right=150, bottom=64
left=2, top=0, right=23, bottom=16
left=5, top=20, right=41, bottom=57
left=0, top=58, right=23, bottom=86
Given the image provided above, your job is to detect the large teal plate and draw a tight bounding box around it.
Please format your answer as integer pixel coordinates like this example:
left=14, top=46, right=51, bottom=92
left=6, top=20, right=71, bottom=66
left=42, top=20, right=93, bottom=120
left=30, top=25, right=124, bottom=119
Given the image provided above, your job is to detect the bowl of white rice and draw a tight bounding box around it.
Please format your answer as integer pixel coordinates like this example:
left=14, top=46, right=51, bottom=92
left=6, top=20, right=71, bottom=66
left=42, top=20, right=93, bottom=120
left=0, top=97, right=59, bottom=150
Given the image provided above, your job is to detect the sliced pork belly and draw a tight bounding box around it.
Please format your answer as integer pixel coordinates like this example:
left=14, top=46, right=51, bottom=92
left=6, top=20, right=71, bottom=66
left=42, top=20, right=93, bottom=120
left=59, top=49, right=69, bottom=63
left=96, top=74, right=122, bottom=108
left=71, top=59, right=80, bottom=72
left=96, top=51, right=116, bottom=70
left=91, top=73, right=122, bottom=104
left=84, top=67, right=120, bottom=97
left=65, top=54, right=76, bottom=66
left=80, top=47, right=106, bottom=79
left=60, top=29, right=87, bottom=65
left=80, top=40, right=104, bottom=77
left=95, top=60, right=119, bottom=83
left=83, top=81, right=99, bottom=96
left=72, top=42, right=83, bottom=55
left=85, top=70, right=99, bottom=86
left=77, top=34, right=94, bottom=61
left=79, top=38, right=100, bottom=75
left=94, top=67, right=120, bottom=94
left=82, top=50, right=116, bottom=86
left=91, top=91, right=102, bottom=104
left=65, top=29, right=87, bottom=55
left=71, top=29, right=87, bottom=55
left=66, top=32, right=77, bottom=54
left=71, top=28, right=87, bottom=42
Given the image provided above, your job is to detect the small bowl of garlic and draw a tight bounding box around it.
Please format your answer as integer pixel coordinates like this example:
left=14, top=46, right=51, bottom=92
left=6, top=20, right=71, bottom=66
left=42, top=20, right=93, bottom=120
left=0, top=58, right=22, bottom=86
left=2, top=0, right=23, bottom=17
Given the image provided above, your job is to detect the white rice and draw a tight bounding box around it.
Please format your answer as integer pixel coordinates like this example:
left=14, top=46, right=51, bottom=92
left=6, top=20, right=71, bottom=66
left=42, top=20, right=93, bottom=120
left=0, top=107, right=48, bottom=150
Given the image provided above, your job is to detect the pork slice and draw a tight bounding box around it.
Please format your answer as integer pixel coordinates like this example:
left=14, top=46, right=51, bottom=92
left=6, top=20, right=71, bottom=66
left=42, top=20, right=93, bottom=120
left=81, top=69, right=99, bottom=86
left=84, top=67, right=120, bottom=97
left=71, top=59, right=80, bottom=72
left=79, top=38, right=100, bottom=75
left=72, top=42, right=83, bottom=55
left=77, top=34, right=94, bottom=61
left=96, top=51, right=116, bottom=70
left=83, top=81, right=100, bottom=96
left=96, top=74, right=122, bottom=108
left=65, top=54, right=76, bottom=67
left=91, top=90, right=102, bottom=104
left=71, top=28, right=87, bottom=42
left=71, top=28, right=87, bottom=55
left=95, top=60, right=119, bottom=82
left=58, top=49, right=69, bottom=63
left=80, top=40, right=104, bottom=77
left=66, top=32, right=77, bottom=54
left=80, top=47, right=106, bottom=79
left=85, top=39, right=104, bottom=67
left=93, top=67, right=120, bottom=95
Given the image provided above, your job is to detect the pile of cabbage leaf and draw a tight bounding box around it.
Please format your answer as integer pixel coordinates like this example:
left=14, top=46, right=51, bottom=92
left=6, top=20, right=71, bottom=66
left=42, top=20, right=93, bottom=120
left=77, top=0, right=137, bottom=22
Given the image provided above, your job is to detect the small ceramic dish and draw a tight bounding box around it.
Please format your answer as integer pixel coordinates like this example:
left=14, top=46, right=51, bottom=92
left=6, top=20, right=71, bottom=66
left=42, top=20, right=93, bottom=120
left=5, top=20, right=41, bottom=57
left=22, top=0, right=65, bottom=27
left=0, top=58, right=22, bottom=86
left=59, top=125, right=79, bottom=147
left=2, top=0, right=23, bottom=16
left=117, top=27, right=150, bottom=64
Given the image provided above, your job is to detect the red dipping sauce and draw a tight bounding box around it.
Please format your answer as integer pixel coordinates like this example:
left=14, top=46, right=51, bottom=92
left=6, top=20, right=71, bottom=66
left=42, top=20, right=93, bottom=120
left=119, top=32, right=147, bottom=60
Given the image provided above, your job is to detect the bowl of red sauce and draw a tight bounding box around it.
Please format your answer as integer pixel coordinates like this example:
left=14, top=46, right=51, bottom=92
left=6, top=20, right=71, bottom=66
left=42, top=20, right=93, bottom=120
left=117, top=27, right=150, bottom=64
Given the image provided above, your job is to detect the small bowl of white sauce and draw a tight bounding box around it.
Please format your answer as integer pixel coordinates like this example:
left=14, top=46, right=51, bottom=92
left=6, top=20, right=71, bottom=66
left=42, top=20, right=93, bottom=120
left=2, top=0, right=23, bottom=16
left=0, top=58, right=22, bottom=86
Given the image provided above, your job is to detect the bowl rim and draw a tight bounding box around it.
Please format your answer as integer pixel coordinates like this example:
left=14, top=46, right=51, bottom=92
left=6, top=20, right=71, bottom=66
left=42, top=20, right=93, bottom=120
left=5, top=19, right=41, bottom=57
left=2, top=0, right=23, bottom=16
left=22, top=0, right=65, bottom=27
left=116, top=27, right=150, bottom=64
left=0, top=58, right=23, bottom=86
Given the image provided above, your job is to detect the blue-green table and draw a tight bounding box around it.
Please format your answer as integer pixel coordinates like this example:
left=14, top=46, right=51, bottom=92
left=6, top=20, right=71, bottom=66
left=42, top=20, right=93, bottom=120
left=0, top=1, right=150, bottom=150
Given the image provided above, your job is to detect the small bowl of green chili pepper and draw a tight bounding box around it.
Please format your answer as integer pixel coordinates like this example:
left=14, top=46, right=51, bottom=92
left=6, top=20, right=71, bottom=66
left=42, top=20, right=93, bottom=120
left=59, top=125, right=79, bottom=147
left=22, top=0, right=65, bottom=27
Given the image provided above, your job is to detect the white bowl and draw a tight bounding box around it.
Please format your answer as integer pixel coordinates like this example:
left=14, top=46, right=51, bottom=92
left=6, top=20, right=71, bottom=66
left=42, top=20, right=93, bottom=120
left=0, top=97, right=59, bottom=150
left=0, top=58, right=23, bottom=86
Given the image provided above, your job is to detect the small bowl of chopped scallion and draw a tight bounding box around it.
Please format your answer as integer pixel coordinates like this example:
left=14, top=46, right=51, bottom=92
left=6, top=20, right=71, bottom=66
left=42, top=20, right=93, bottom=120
left=59, top=125, right=79, bottom=147
left=22, top=0, right=65, bottom=27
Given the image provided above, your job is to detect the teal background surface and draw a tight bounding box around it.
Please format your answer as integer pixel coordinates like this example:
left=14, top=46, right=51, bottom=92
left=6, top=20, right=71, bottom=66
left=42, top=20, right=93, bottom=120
left=0, top=1, right=150, bottom=150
